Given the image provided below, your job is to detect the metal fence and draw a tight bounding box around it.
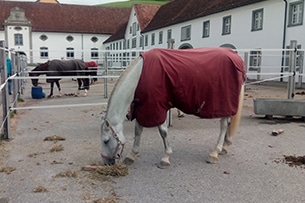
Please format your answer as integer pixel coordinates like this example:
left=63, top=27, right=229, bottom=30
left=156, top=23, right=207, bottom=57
left=0, top=40, right=304, bottom=139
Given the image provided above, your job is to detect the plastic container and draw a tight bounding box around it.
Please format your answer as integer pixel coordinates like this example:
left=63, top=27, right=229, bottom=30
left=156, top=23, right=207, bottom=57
left=31, top=86, right=45, bottom=99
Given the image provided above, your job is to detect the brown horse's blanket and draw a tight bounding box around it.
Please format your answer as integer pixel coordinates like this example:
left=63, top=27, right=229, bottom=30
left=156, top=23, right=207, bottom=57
left=47, top=59, right=87, bottom=83
left=131, top=48, right=246, bottom=127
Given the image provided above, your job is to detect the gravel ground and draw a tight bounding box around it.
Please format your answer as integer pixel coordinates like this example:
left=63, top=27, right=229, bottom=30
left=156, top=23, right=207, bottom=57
left=1, top=79, right=305, bottom=203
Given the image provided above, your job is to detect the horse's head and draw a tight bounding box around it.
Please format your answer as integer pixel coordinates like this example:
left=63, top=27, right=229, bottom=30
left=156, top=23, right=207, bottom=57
left=29, top=67, right=39, bottom=87
left=29, top=61, right=50, bottom=86
left=100, top=119, right=125, bottom=165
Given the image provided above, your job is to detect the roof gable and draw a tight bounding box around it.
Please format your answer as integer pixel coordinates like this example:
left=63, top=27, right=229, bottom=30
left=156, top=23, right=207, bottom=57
left=134, top=4, right=161, bottom=31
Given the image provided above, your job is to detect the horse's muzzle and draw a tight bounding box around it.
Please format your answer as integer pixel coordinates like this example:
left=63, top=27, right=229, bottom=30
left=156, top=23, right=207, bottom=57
left=102, top=157, right=116, bottom=165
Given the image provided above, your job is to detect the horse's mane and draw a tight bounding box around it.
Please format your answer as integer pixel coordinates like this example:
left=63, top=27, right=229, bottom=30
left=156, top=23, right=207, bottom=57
left=106, top=57, right=141, bottom=113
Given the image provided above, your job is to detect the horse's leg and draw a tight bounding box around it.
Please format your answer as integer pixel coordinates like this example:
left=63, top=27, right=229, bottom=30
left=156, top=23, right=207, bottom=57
left=157, top=121, right=172, bottom=169
left=55, top=80, right=62, bottom=96
left=123, top=120, right=143, bottom=165
left=48, top=82, right=54, bottom=98
left=207, top=117, right=229, bottom=164
left=220, top=118, right=233, bottom=155
left=83, top=78, right=89, bottom=96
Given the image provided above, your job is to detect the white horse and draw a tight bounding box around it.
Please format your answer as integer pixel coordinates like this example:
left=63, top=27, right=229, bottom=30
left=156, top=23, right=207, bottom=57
left=100, top=48, right=245, bottom=168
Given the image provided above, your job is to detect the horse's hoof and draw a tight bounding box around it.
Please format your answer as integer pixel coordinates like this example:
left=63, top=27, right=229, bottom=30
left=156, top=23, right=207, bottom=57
left=123, top=157, right=135, bottom=165
left=206, top=155, right=219, bottom=164
left=157, top=160, right=171, bottom=169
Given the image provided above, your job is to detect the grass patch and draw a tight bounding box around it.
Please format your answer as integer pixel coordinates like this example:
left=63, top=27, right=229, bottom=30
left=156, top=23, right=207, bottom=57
left=17, top=97, right=24, bottom=102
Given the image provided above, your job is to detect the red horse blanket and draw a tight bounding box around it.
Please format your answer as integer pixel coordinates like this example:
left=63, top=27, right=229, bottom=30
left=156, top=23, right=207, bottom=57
left=131, top=48, right=246, bottom=127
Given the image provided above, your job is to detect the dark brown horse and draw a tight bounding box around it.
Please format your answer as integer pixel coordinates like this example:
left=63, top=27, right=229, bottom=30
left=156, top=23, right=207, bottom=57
left=29, top=59, right=90, bottom=98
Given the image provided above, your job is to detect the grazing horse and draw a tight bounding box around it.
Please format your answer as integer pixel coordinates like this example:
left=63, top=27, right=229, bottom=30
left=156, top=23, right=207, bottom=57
left=29, top=59, right=90, bottom=98
left=100, top=48, right=246, bottom=168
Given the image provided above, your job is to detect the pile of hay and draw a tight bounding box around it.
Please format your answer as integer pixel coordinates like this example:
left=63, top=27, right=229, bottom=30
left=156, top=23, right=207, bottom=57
left=50, top=144, right=64, bottom=152
left=82, top=163, right=128, bottom=177
left=54, top=170, right=78, bottom=178
left=44, top=135, right=66, bottom=141
left=33, top=186, right=48, bottom=193
left=0, top=166, right=16, bottom=174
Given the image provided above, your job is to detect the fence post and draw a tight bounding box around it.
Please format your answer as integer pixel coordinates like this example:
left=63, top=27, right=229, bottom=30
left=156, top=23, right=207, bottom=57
left=0, top=41, right=11, bottom=140
left=11, top=52, right=17, bottom=114
left=287, top=40, right=297, bottom=100
left=297, top=51, right=304, bottom=89
left=104, top=54, right=108, bottom=98
left=243, top=52, right=249, bottom=84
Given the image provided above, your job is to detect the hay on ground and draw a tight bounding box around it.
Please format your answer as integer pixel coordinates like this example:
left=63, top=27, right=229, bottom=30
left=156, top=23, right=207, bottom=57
left=54, top=170, right=78, bottom=178
left=50, top=144, right=64, bottom=152
left=0, top=166, right=16, bottom=174
left=33, top=186, right=48, bottom=193
left=93, top=191, right=120, bottom=203
left=82, top=163, right=128, bottom=177
left=44, top=135, right=66, bottom=141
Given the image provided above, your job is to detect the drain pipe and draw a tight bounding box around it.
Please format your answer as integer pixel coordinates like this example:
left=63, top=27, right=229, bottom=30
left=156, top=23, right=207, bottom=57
left=280, top=0, right=288, bottom=82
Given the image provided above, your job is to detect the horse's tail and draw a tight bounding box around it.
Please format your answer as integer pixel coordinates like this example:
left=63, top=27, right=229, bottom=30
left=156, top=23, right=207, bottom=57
left=227, top=84, right=244, bottom=137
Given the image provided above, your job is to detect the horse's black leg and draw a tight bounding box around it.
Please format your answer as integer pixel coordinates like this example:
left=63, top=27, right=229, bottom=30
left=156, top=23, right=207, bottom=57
left=48, top=82, right=54, bottom=98
left=55, top=80, right=62, bottom=96
left=83, top=78, right=90, bottom=90
left=77, top=79, right=83, bottom=90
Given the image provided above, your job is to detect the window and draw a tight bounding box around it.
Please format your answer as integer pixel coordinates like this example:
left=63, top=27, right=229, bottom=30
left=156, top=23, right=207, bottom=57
left=132, top=38, right=137, bottom=48
left=66, top=47, right=74, bottom=59
left=289, top=1, right=304, bottom=26
left=144, top=35, right=148, bottom=46
left=14, top=26, right=22, bottom=31
left=159, top=31, right=163, bottom=44
left=151, top=33, right=155, bottom=45
left=140, top=36, right=143, bottom=47
left=249, top=50, right=261, bottom=71
left=40, top=34, right=48, bottom=41
left=252, top=9, right=264, bottom=31
left=66, top=35, right=74, bottom=42
left=181, top=25, right=191, bottom=41
left=222, top=16, right=231, bottom=35
left=40, top=47, right=48, bottom=59
left=91, top=48, right=98, bottom=59
left=132, top=22, right=137, bottom=36
left=167, top=29, right=172, bottom=41
left=202, top=20, right=210, bottom=38
left=14, top=34, right=23, bottom=46
left=91, top=36, right=98, bottom=43
left=127, top=39, right=130, bottom=49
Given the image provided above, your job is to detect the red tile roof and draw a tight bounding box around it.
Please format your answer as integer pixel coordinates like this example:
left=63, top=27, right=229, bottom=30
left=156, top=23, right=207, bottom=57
left=0, top=1, right=131, bottom=34
left=104, top=4, right=161, bottom=43
left=134, top=4, right=161, bottom=31
left=143, top=0, right=267, bottom=32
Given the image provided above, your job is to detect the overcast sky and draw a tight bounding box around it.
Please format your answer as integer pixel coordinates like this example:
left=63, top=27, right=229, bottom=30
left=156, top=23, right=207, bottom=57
left=6, top=0, right=127, bottom=5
